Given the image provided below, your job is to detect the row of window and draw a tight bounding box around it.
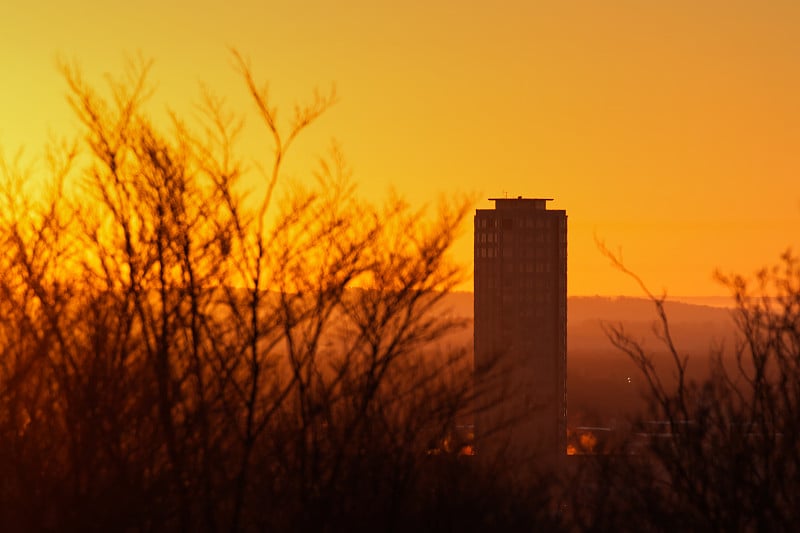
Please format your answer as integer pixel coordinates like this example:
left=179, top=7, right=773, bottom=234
left=476, top=277, right=558, bottom=290
left=476, top=232, right=559, bottom=245
left=476, top=217, right=560, bottom=230
left=504, top=262, right=556, bottom=274
left=475, top=248, right=560, bottom=268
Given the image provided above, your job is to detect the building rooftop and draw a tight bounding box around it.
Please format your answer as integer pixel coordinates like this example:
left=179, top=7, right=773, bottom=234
left=486, top=197, right=554, bottom=210
left=487, top=196, right=554, bottom=202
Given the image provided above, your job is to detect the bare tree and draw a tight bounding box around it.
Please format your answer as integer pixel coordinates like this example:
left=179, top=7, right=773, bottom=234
left=0, top=54, right=562, bottom=532
left=569, top=241, right=800, bottom=531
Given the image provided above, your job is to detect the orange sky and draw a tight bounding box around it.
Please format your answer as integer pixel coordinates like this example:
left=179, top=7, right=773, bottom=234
left=2, top=1, right=799, bottom=296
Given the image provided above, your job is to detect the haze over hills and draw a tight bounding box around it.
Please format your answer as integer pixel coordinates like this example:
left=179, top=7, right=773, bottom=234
left=439, top=292, right=737, bottom=427
left=443, top=292, right=734, bottom=321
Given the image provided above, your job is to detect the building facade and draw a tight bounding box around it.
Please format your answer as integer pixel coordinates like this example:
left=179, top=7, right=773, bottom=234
left=473, top=197, right=567, bottom=461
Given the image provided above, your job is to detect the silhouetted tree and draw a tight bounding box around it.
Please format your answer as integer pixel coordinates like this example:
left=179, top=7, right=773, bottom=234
left=569, top=242, right=800, bottom=531
left=0, top=54, right=562, bottom=532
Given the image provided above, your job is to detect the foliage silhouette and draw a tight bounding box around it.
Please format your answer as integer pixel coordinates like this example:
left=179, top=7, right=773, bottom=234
left=567, top=242, right=800, bottom=531
left=0, top=55, right=560, bottom=532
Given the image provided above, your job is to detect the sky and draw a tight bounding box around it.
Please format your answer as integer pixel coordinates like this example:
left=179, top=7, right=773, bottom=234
left=2, top=0, right=800, bottom=297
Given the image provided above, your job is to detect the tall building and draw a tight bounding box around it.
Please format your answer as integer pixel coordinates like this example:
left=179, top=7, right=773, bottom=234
left=473, top=197, right=567, bottom=462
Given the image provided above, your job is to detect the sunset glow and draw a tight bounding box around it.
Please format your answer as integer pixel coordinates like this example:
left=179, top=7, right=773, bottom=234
left=3, top=0, right=799, bottom=296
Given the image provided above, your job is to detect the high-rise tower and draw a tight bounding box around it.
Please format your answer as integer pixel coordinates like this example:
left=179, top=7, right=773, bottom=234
left=473, top=197, right=567, bottom=461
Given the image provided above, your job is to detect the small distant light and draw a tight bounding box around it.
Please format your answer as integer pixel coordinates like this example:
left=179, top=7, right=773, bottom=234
left=626, top=377, right=632, bottom=384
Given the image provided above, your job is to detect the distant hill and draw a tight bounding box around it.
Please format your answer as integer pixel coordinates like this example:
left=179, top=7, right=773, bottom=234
left=568, top=295, right=733, bottom=324
left=441, top=292, right=733, bottom=324
left=438, top=292, right=738, bottom=427
left=439, top=293, right=734, bottom=350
